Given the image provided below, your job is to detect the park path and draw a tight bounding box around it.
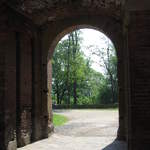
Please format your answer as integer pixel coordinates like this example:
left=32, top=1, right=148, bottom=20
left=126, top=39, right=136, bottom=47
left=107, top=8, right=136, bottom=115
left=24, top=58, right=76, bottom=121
left=18, top=109, right=127, bottom=150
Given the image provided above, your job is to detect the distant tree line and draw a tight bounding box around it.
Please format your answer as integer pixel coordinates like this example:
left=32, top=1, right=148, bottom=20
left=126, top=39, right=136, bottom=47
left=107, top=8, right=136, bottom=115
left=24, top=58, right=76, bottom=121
left=51, top=30, right=118, bottom=105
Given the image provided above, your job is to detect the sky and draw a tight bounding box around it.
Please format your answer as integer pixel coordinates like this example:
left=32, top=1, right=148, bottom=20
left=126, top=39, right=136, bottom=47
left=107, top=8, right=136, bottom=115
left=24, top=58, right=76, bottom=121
left=61, top=28, right=113, bottom=74
left=80, top=28, right=112, bottom=73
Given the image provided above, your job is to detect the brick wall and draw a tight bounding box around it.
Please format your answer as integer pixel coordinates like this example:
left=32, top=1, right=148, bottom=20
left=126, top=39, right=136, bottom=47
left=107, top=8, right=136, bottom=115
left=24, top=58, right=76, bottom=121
left=16, top=33, right=32, bottom=147
left=129, top=11, right=150, bottom=150
left=3, top=31, right=17, bottom=150
left=0, top=3, right=126, bottom=150
left=0, top=8, right=18, bottom=149
left=0, top=35, right=5, bottom=150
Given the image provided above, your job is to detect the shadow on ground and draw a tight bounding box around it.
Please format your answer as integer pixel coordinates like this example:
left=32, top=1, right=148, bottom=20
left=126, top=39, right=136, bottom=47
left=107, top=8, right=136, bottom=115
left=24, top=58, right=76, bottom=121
left=102, top=140, right=127, bottom=150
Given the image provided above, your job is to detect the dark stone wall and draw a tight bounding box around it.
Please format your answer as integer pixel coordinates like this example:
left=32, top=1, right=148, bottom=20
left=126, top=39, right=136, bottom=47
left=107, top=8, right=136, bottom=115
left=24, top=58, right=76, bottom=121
left=0, top=7, right=51, bottom=149
left=30, top=31, right=44, bottom=142
left=15, top=30, right=51, bottom=147
left=0, top=8, right=17, bottom=150
left=2, top=31, right=17, bottom=150
left=0, top=2, right=129, bottom=150
left=128, top=11, right=150, bottom=150
left=31, top=30, right=51, bottom=141
left=6, top=32, right=17, bottom=150
left=0, top=33, right=6, bottom=150
left=16, top=33, right=33, bottom=147
left=1, top=1, right=150, bottom=150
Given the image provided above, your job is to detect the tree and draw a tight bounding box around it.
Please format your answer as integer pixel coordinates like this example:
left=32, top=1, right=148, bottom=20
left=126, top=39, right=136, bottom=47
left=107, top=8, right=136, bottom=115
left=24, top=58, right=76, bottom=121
left=89, top=38, right=118, bottom=104
left=52, top=30, right=86, bottom=105
left=52, top=40, right=68, bottom=104
left=70, top=31, right=80, bottom=104
left=52, top=30, right=117, bottom=105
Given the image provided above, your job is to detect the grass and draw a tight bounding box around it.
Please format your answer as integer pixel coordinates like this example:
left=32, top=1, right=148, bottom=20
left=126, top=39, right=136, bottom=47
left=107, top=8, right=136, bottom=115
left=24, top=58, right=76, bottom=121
left=53, top=113, right=68, bottom=126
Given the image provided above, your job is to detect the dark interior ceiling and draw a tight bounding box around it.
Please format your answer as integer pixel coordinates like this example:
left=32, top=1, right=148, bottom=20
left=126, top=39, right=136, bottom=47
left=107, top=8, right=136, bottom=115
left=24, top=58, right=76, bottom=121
left=2, top=0, right=124, bottom=25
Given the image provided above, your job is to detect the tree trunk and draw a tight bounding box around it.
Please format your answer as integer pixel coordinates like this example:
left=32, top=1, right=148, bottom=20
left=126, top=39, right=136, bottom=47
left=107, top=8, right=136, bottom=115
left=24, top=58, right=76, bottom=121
left=56, top=92, right=60, bottom=104
left=71, top=31, right=78, bottom=105
left=110, top=74, right=115, bottom=103
left=106, top=44, right=116, bottom=104
left=66, top=35, right=71, bottom=105
left=73, top=81, right=77, bottom=105
left=56, top=83, right=60, bottom=104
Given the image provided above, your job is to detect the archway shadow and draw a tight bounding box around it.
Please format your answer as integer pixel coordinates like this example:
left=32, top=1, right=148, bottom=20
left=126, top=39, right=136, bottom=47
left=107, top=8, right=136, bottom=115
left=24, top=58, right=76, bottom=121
left=102, top=140, right=127, bottom=150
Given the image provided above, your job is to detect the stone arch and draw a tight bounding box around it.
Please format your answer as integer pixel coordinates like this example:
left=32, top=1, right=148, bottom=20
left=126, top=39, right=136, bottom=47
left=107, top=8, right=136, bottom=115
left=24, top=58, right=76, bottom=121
left=45, top=16, right=122, bottom=61
left=0, top=2, right=128, bottom=149
left=1, top=1, right=150, bottom=150
left=41, top=14, right=127, bottom=141
left=47, top=24, right=119, bottom=61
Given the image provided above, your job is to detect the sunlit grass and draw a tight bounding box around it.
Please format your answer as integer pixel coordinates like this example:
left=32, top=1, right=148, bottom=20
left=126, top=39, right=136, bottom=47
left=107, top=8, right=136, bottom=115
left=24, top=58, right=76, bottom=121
left=53, top=114, right=68, bottom=126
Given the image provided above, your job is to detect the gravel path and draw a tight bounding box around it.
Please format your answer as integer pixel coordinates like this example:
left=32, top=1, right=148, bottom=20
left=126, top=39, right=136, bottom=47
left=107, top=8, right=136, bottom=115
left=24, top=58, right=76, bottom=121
left=18, top=109, right=127, bottom=150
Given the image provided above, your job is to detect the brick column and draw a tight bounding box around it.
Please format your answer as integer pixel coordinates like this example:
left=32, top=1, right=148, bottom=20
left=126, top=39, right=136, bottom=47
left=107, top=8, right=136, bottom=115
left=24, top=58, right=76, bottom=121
left=31, top=30, right=53, bottom=141
left=128, top=11, right=150, bottom=150
left=0, top=31, right=17, bottom=150
left=117, top=58, right=127, bottom=141
left=117, top=12, right=130, bottom=142
left=0, top=33, right=6, bottom=150
left=31, top=31, right=45, bottom=141
left=16, top=32, right=32, bottom=147
left=117, top=39, right=128, bottom=141
left=40, top=29, right=50, bottom=139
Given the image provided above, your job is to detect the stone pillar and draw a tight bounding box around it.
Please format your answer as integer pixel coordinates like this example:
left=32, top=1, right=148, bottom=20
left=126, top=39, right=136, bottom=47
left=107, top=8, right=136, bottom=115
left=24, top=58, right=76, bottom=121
left=117, top=59, right=127, bottom=141
left=116, top=10, right=131, bottom=142
left=30, top=31, right=43, bottom=142
left=31, top=30, right=52, bottom=141
left=116, top=37, right=127, bottom=141
left=40, top=29, right=51, bottom=139
left=128, top=11, right=150, bottom=150
left=16, top=32, right=32, bottom=147
left=0, top=32, right=6, bottom=150
left=0, top=31, right=17, bottom=150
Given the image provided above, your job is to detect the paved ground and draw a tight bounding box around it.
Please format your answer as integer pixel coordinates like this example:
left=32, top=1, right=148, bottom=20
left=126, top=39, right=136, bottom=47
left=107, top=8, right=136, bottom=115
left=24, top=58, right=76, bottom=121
left=18, top=109, right=127, bottom=150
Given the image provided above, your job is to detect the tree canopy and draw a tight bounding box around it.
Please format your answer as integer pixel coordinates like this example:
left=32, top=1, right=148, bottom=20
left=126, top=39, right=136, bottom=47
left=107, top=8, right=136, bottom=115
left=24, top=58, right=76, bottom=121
left=51, top=30, right=118, bottom=105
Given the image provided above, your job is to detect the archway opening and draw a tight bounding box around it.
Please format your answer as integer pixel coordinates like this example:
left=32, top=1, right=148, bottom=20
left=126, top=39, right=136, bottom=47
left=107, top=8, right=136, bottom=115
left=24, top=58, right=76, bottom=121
left=52, top=29, right=118, bottom=107
left=48, top=27, right=119, bottom=149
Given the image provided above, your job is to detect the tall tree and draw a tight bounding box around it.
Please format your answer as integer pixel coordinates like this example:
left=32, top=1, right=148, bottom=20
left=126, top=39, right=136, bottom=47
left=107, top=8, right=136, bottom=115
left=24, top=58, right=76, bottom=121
left=70, top=31, right=79, bottom=104
left=52, top=30, right=117, bottom=105
left=89, top=39, right=118, bottom=104
left=66, top=34, right=71, bottom=105
left=52, top=30, right=83, bottom=105
left=52, top=42, right=66, bottom=104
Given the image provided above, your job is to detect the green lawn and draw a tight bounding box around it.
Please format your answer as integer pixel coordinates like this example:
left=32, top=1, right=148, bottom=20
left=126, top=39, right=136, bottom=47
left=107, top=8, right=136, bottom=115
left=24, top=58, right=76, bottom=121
left=53, top=113, right=68, bottom=126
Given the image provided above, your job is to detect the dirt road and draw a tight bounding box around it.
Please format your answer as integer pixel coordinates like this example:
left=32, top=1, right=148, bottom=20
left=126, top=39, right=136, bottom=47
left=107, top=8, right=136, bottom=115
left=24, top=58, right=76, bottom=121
left=18, top=109, right=127, bottom=150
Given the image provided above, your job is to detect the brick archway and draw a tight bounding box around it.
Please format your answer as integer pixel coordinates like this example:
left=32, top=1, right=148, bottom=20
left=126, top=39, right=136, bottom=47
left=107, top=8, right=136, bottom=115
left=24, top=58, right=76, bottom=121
left=0, top=6, right=129, bottom=149
left=43, top=16, right=127, bottom=143
left=2, top=1, right=150, bottom=150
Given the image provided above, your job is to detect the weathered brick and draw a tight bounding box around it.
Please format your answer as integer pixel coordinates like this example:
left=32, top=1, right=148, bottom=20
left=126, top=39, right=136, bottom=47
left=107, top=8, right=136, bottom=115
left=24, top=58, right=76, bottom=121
left=128, top=11, right=150, bottom=150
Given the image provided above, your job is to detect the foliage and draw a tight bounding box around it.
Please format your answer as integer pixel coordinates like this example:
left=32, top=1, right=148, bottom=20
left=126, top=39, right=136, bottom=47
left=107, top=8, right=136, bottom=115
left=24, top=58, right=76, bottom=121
left=52, top=30, right=118, bottom=106
left=89, top=38, right=118, bottom=104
